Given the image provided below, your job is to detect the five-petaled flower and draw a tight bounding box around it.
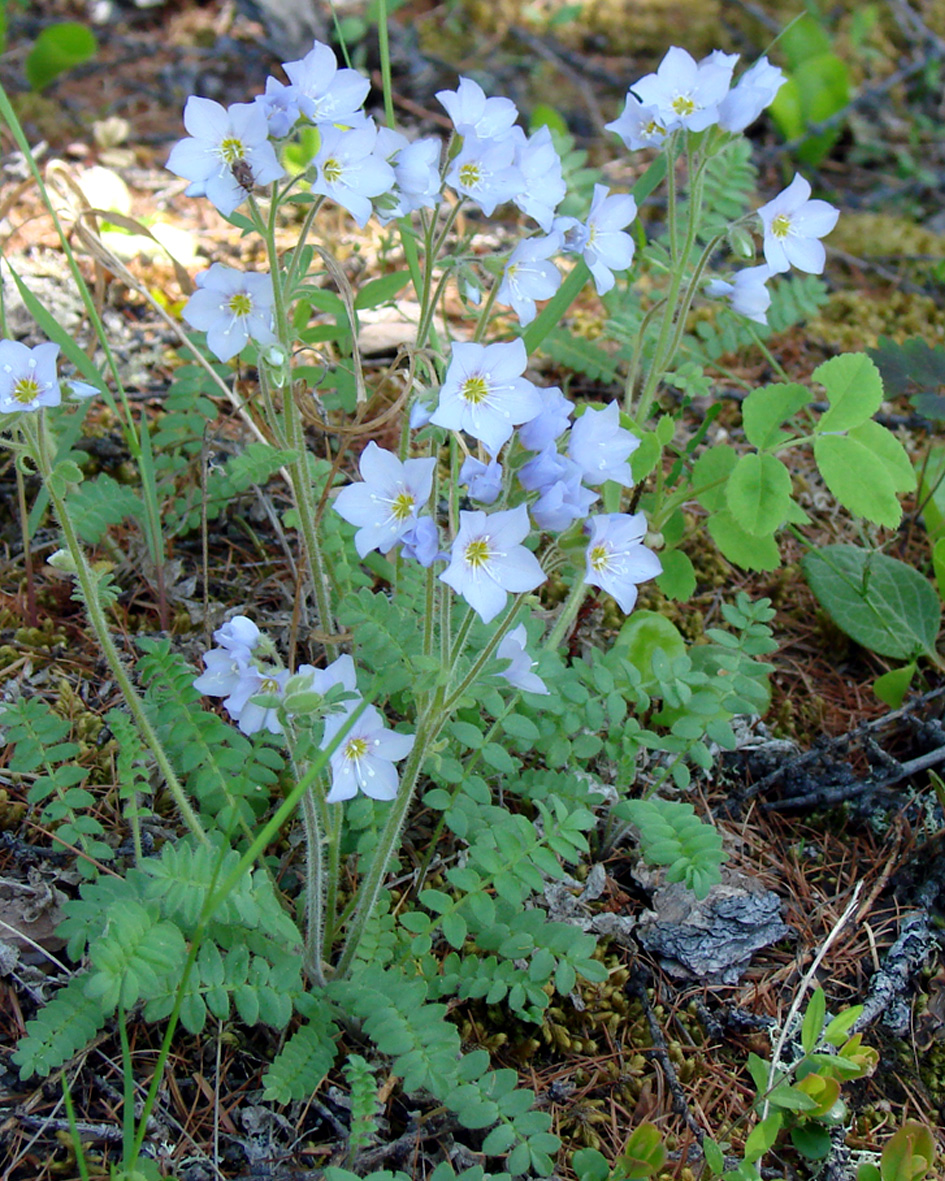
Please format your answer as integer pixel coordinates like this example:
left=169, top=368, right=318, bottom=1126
left=322, top=702, right=415, bottom=802
left=0, top=340, right=61, bottom=414
left=182, top=264, right=278, bottom=362
left=333, top=441, right=436, bottom=558
left=440, top=504, right=545, bottom=623
left=431, top=340, right=542, bottom=457
left=309, top=123, right=396, bottom=229
left=632, top=46, right=735, bottom=133
left=583, top=513, right=662, bottom=614
left=757, top=174, right=839, bottom=275
left=167, top=97, right=284, bottom=216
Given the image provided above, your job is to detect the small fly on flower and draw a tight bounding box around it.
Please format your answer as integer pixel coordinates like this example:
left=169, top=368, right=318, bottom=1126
left=230, top=159, right=256, bottom=193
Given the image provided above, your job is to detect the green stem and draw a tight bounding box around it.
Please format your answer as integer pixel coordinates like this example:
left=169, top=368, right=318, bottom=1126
left=27, top=419, right=208, bottom=846
left=543, top=573, right=589, bottom=654
left=632, top=148, right=709, bottom=426
left=299, top=783, right=329, bottom=986
left=334, top=710, right=443, bottom=977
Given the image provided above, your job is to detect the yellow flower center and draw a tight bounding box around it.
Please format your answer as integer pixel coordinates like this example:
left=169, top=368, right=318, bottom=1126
left=464, top=538, right=492, bottom=569
left=344, top=736, right=368, bottom=761
left=219, top=137, right=245, bottom=164
left=771, top=213, right=792, bottom=239
left=460, top=375, right=489, bottom=405
left=643, top=120, right=663, bottom=137
left=672, top=95, right=696, bottom=117
left=390, top=491, right=415, bottom=521
left=228, top=293, right=253, bottom=317
left=323, top=157, right=343, bottom=184
left=458, top=162, right=482, bottom=188
left=589, top=544, right=610, bottom=573
left=12, top=377, right=41, bottom=404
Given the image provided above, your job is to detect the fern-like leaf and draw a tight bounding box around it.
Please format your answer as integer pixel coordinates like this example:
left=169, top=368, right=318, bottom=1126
left=262, top=994, right=340, bottom=1103
left=620, top=798, right=726, bottom=899
left=13, top=975, right=107, bottom=1079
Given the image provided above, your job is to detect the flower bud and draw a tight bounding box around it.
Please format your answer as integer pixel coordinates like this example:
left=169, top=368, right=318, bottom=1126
left=727, top=225, right=756, bottom=259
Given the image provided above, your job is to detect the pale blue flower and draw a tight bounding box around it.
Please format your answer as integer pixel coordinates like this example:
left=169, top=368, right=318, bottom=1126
left=718, top=56, right=785, bottom=133
left=518, top=445, right=571, bottom=493
left=400, top=517, right=443, bottom=566
left=518, top=385, right=572, bottom=452
left=0, top=340, right=60, bottom=413
left=757, top=174, right=839, bottom=275
left=374, top=128, right=442, bottom=222
left=568, top=401, right=639, bottom=487
left=532, top=471, right=598, bottom=532
left=431, top=340, right=543, bottom=457
left=213, top=615, right=260, bottom=660
left=283, top=41, right=369, bottom=125
left=437, top=77, right=518, bottom=142
left=605, top=92, right=668, bottom=151
left=322, top=701, right=415, bottom=802
left=182, top=264, right=278, bottom=362
left=583, top=185, right=637, bottom=295
left=254, top=76, right=300, bottom=138
left=496, top=234, right=562, bottom=326
left=298, top=653, right=358, bottom=697
left=194, top=655, right=289, bottom=736
left=166, top=97, right=284, bottom=216
left=440, top=504, right=545, bottom=623
left=510, top=125, right=566, bottom=231
left=632, top=46, right=735, bottom=133
left=584, top=513, right=662, bottom=613
left=705, top=265, right=773, bottom=324
left=460, top=456, right=503, bottom=505
left=497, top=624, right=548, bottom=695
left=310, top=122, right=396, bottom=228
left=333, top=441, right=436, bottom=557
left=445, top=135, right=523, bottom=217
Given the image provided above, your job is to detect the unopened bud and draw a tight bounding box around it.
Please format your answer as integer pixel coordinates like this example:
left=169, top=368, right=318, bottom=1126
left=727, top=225, right=756, bottom=260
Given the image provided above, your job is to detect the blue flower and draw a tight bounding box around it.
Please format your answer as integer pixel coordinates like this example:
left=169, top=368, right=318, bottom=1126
left=568, top=401, right=639, bottom=487
left=605, top=92, right=668, bottom=151
left=497, top=624, right=548, bottom=695
left=0, top=340, right=60, bottom=414
left=322, top=702, right=415, bottom=802
left=583, top=185, right=638, bottom=295
left=283, top=41, right=370, bottom=125
left=717, top=56, right=785, bottom=133
left=705, top=265, right=773, bottom=324
left=757, top=174, right=839, bottom=275
left=431, top=340, right=543, bottom=457
left=460, top=456, right=503, bottom=505
left=496, top=233, right=562, bottom=326
left=400, top=517, right=443, bottom=567
left=213, top=615, right=261, bottom=660
left=437, top=77, right=519, bottom=142
left=510, top=125, right=566, bottom=231
left=182, top=264, right=278, bottom=362
left=517, top=385, right=572, bottom=452
left=310, top=122, right=396, bottom=228
left=445, top=135, right=523, bottom=217
left=583, top=513, right=662, bottom=613
left=440, top=504, right=545, bottom=623
left=333, top=441, right=436, bottom=558
left=532, top=470, right=598, bottom=532
left=166, top=97, right=284, bottom=216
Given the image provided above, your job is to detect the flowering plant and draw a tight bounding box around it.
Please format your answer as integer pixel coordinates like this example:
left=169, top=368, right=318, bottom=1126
left=0, top=25, right=921, bottom=1181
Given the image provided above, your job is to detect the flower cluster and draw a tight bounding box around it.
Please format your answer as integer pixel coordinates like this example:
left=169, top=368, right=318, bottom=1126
left=604, top=45, right=838, bottom=325
left=193, top=616, right=414, bottom=802
left=333, top=341, right=661, bottom=642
